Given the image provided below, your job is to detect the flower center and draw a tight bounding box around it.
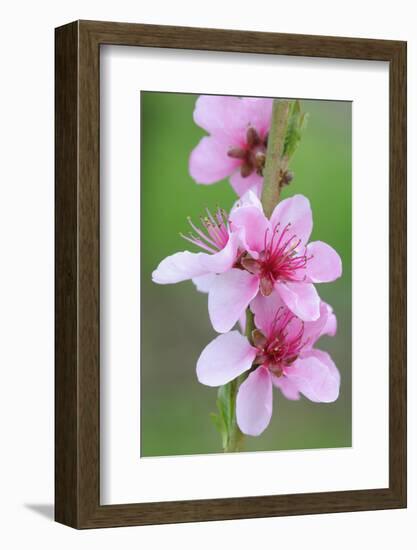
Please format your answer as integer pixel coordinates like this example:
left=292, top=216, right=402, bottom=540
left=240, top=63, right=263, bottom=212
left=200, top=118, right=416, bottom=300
left=241, top=222, right=312, bottom=296
left=252, top=308, right=305, bottom=377
left=227, top=126, right=268, bottom=178
left=181, top=208, right=230, bottom=253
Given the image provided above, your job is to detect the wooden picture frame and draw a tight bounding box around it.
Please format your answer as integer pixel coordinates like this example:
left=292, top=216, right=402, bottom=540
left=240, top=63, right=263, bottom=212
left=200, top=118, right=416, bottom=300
left=55, top=20, right=407, bottom=528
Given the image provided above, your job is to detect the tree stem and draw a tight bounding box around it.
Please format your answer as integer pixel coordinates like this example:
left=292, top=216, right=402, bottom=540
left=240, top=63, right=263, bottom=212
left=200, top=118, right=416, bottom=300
left=261, top=99, right=291, bottom=217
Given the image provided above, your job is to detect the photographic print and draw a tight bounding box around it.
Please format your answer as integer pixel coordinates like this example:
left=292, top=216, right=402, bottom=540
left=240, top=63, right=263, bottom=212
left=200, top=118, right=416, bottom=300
left=55, top=21, right=406, bottom=527
left=141, top=92, right=352, bottom=457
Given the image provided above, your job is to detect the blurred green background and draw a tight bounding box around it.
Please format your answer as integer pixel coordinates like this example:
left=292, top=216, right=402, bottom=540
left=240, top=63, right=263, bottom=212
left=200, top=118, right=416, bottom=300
left=140, top=92, right=352, bottom=456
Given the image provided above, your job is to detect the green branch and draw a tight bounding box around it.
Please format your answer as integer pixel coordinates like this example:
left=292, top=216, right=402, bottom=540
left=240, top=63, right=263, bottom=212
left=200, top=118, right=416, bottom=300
left=261, top=100, right=291, bottom=217
left=261, top=99, right=307, bottom=217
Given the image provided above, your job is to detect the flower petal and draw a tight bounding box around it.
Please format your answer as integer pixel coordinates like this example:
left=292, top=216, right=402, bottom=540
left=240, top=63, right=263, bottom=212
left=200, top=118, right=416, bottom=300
left=208, top=269, right=260, bottom=333
left=240, top=98, right=273, bottom=137
left=269, top=194, right=313, bottom=247
left=232, top=189, right=264, bottom=211
left=306, top=241, right=342, bottom=282
left=286, top=350, right=340, bottom=403
left=307, top=349, right=341, bottom=386
left=152, top=251, right=207, bottom=284
left=193, top=95, right=272, bottom=145
left=192, top=273, right=216, bottom=293
left=193, top=95, right=243, bottom=137
left=196, top=331, right=257, bottom=387
left=229, top=170, right=263, bottom=198
left=236, top=366, right=273, bottom=436
left=189, top=136, right=240, bottom=184
left=320, top=302, right=337, bottom=337
left=272, top=375, right=301, bottom=401
left=229, top=204, right=269, bottom=256
left=250, top=290, right=285, bottom=338
left=199, top=231, right=239, bottom=273
left=276, top=281, right=320, bottom=321
left=299, top=301, right=330, bottom=349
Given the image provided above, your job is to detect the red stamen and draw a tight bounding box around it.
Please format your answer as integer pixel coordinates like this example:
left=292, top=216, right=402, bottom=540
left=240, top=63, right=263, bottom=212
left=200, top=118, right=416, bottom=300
left=249, top=222, right=311, bottom=285
left=252, top=309, right=305, bottom=374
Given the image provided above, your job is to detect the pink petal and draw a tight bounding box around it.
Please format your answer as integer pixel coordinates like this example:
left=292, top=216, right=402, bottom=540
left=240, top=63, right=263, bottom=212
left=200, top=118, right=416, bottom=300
left=272, top=375, right=301, bottom=401
left=276, top=281, right=320, bottom=321
left=240, top=98, right=273, bottom=137
left=269, top=195, right=313, bottom=247
left=229, top=204, right=269, bottom=256
left=250, top=290, right=285, bottom=339
left=320, top=302, right=337, bottom=337
left=152, top=251, right=207, bottom=284
left=196, top=331, right=257, bottom=387
left=189, top=136, right=240, bottom=184
left=299, top=301, right=330, bottom=349
left=193, top=95, right=272, bottom=145
left=306, top=241, right=342, bottom=282
left=231, top=189, right=264, bottom=211
left=286, top=350, right=340, bottom=403
left=193, top=95, right=243, bottom=138
left=236, top=366, right=273, bottom=436
left=208, top=269, right=260, bottom=333
left=199, top=231, right=239, bottom=273
left=307, top=349, right=341, bottom=386
left=192, top=273, right=216, bottom=293
left=229, top=170, right=263, bottom=198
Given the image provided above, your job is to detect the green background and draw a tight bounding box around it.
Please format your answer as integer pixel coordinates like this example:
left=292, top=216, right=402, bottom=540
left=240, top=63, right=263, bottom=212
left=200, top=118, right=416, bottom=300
left=140, top=92, right=352, bottom=456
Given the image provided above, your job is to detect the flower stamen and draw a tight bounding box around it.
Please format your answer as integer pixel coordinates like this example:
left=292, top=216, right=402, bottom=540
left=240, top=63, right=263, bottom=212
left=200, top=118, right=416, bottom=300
left=181, top=208, right=230, bottom=254
left=241, top=223, right=312, bottom=291
left=252, top=310, right=305, bottom=376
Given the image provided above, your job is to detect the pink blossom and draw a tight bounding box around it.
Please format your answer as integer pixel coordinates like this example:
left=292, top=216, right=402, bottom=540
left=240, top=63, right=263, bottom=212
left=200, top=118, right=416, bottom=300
left=189, top=95, right=273, bottom=197
left=207, top=191, right=342, bottom=331
left=152, top=192, right=342, bottom=334
left=197, top=292, right=340, bottom=436
left=203, top=191, right=342, bottom=332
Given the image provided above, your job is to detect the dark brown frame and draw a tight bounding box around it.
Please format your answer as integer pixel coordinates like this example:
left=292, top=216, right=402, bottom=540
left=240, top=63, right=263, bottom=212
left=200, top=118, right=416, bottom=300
left=55, top=20, right=407, bottom=529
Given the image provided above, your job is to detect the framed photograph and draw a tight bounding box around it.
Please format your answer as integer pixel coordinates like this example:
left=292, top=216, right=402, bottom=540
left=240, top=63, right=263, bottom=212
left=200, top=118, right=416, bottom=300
left=55, top=20, right=406, bottom=528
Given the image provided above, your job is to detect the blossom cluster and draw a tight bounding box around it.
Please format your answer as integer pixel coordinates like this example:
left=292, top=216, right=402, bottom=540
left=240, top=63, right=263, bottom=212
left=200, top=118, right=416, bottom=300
left=152, top=95, right=342, bottom=437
